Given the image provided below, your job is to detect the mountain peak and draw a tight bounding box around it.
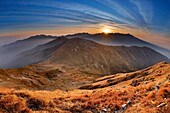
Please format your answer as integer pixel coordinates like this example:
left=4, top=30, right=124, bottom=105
left=26, top=34, right=57, bottom=40
left=94, top=32, right=134, bottom=36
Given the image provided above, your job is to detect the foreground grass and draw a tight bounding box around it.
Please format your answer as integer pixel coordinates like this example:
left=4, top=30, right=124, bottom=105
left=0, top=62, right=169, bottom=113
left=0, top=81, right=169, bottom=113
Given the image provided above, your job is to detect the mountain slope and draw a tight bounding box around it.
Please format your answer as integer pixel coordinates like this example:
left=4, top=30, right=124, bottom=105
left=7, top=37, right=68, bottom=68
left=0, top=62, right=169, bottom=113
left=0, top=35, right=55, bottom=68
left=1, top=33, right=169, bottom=68
left=0, top=63, right=97, bottom=90
left=10, top=38, right=169, bottom=75
left=80, top=62, right=170, bottom=89
left=0, top=35, right=56, bottom=55
left=66, top=33, right=170, bottom=58
left=46, top=38, right=169, bottom=74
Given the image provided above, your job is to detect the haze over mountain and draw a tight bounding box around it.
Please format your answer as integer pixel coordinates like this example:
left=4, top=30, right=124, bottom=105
left=0, top=1, right=170, bottom=112
left=0, top=35, right=55, bottom=67
left=4, top=36, right=168, bottom=75
left=66, top=33, right=170, bottom=58
left=0, top=33, right=169, bottom=71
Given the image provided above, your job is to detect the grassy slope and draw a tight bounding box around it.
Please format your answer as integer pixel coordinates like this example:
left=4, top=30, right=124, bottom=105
left=0, top=62, right=169, bottom=113
left=0, top=63, right=99, bottom=90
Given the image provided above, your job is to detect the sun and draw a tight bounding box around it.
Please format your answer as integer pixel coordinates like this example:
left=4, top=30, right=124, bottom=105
left=102, top=28, right=112, bottom=34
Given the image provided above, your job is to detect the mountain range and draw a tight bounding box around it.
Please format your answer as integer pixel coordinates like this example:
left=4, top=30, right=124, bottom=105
left=0, top=35, right=55, bottom=68
left=0, top=33, right=169, bottom=112
left=0, top=33, right=169, bottom=72
left=66, top=33, right=170, bottom=58
left=2, top=37, right=169, bottom=76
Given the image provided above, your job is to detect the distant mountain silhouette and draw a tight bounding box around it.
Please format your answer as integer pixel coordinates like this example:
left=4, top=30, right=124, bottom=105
left=65, top=33, right=170, bottom=58
left=0, top=35, right=56, bottom=55
left=0, top=35, right=55, bottom=67
left=9, top=37, right=169, bottom=75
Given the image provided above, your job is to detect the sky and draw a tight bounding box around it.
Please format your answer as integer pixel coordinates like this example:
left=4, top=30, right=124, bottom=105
left=0, top=0, right=170, bottom=49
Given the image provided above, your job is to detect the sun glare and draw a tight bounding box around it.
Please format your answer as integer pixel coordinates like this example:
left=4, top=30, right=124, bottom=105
left=102, top=28, right=112, bottom=34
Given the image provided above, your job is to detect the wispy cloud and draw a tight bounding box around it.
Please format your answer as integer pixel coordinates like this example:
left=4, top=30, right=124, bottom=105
left=0, top=0, right=156, bottom=35
left=0, top=0, right=169, bottom=49
left=96, top=0, right=153, bottom=32
left=0, top=0, right=133, bottom=33
left=96, top=0, right=136, bottom=21
left=129, top=0, right=153, bottom=24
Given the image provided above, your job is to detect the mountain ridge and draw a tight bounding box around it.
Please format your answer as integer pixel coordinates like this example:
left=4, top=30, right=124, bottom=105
left=65, top=33, right=170, bottom=58
left=0, top=35, right=55, bottom=68
left=8, top=37, right=169, bottom=75
left=0, top=33, right=169, bottom=70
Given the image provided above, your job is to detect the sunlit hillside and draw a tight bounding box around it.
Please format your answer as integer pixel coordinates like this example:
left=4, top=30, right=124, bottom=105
left=0, top=62, right=169, bottom=113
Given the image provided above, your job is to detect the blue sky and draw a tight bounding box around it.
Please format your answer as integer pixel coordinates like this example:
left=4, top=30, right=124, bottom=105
left=0, top=0, right=170, bottom=49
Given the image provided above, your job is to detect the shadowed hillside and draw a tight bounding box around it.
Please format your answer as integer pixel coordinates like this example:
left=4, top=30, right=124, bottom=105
left=0, top=35, right=55, bottom=68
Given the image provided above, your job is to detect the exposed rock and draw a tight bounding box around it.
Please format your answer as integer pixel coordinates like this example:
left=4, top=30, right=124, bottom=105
left=158, top=82, right=163, bottom=85
left=157, top=103, right=166, bottom=108
left=107, top=79, right=113, bottom=83
left=102, top=108, right=107, bottom=112
left=155, top=86, right=160, bottom=92
left=122, top=86, right=126, bottom=88
left=121, top=104, right=127, bottom=110
left=127, top=100, right=132, bottom=105
left=110, top=85, right=114, bottom=88
left=130, top=80, right=140, bottom=87
left=144, top=81, right=149, bottom=84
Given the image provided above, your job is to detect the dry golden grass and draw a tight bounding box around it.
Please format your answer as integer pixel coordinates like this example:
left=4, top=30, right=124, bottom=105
left=0, top=81, right=169, bottom=113
left=0, top=62, right=169, bottom=112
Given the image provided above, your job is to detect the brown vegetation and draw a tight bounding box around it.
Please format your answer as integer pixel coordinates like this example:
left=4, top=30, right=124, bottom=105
left=0, top=81, right=169, bottom=113
left=0, top=62, right=169, bottom=112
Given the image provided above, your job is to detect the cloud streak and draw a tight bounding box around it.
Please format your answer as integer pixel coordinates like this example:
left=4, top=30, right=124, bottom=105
left=129, top=0, right=153, bottom=24
left=96, top=0, right=136, bottom=21
left=0, top=0, right=169, bottom=49
left=96, top=0, right=154, bottom=32
left=0, top=0, right=135, bottom=34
